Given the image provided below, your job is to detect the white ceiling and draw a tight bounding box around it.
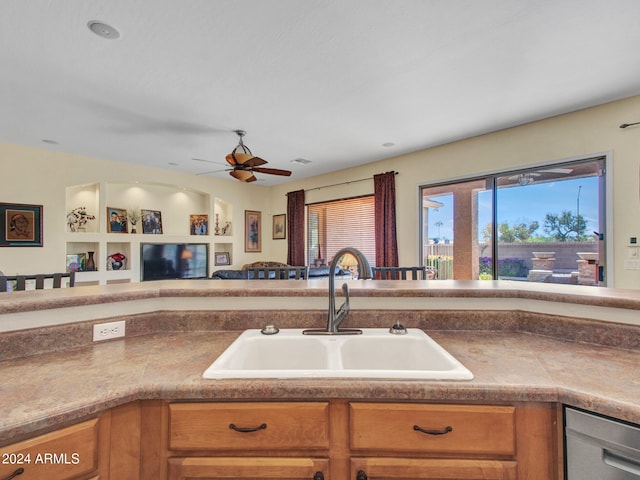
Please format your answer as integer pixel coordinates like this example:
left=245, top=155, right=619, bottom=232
left=2, top=0, right=640, bottom=186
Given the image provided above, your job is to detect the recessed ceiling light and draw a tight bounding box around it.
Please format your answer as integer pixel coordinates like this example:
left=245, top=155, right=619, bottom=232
left=291, top=158, right=312, bottom=165
left=87, top=21, right=121, bottom=40
left=41, top=139, right=59, bottom=144
left=382, top=142, right=395, bottom=147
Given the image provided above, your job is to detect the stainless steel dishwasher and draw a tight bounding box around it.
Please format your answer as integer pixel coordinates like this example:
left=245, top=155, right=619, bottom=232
left=566, top=407, right=640, bottom=479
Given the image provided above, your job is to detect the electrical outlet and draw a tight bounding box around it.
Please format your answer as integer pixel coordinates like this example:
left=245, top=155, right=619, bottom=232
left=93, top=320, right=126, bottom=342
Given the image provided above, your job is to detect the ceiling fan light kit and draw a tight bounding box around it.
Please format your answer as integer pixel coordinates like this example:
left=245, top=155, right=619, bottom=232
left=225, top=130, right=292, bottom=182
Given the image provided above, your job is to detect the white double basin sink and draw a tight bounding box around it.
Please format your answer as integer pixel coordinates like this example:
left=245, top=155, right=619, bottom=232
left=203, top=328, right=473, bottom=380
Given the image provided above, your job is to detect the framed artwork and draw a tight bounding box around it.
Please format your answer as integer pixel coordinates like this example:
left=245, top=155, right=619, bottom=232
left=244, top=210, right=261, bottom=252
left=107, top=207, right=128, bottom=233
left=190, top=214, right=209, bottom=235
left=272, top=213, right=286, bottom=240
left=66, top=253, right=86, bottom=272
left=141, top=209, right=163, bottom=234
left=214, top=252, right=231, bottom=266
left=0, top=203, right=43, bottom=247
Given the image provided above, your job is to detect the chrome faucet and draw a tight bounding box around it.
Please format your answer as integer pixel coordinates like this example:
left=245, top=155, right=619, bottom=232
left=327, top=247, right=373, bottom=332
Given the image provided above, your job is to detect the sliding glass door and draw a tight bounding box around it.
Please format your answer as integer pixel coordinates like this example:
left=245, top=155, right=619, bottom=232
left=421, top=178, right=493, bottom=280
left=420, top=157, right=606, bottom=285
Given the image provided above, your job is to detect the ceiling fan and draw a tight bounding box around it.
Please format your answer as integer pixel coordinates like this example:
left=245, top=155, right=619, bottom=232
left=507, top=167, right=573, bottom=186
left=224, top=130, right=292, bottom=182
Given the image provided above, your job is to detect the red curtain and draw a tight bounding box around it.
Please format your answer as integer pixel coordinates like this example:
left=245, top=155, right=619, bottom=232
left=374, top=171, right=399, bottom=267
left=287, top=189, right=306, bottom=266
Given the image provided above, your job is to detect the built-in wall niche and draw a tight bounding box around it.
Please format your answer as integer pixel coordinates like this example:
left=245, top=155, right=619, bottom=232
left=65, top=183, right=100, bottom=233
left=106, top=183, right=211, bottom=236
left=66, top=242, right=99, bottom=272
left=106, top=242, right=131, bottom=271
left=213, top=197, right=233, bottom=236
left=213, top=242, right=233, bottom=268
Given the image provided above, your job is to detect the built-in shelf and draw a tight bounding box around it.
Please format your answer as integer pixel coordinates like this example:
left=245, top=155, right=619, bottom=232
left=64, top=182, right=237, bottom=284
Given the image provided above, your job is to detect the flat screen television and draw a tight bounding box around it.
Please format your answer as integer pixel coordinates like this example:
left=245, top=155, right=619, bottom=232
left=140, top=243, right=209, bottom=281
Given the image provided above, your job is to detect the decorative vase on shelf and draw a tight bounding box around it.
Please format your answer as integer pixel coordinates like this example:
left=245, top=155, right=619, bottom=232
left=86, top=251, right=96, bottom=271
left=107, top=252, right=127, bottom=271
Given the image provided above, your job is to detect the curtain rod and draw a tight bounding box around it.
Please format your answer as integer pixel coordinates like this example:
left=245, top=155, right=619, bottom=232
left=301, top=171, right=398, bottom=193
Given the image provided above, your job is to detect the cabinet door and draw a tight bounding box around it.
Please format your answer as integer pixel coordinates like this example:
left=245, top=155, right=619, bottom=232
left=351, top=457, right=517, bottom=479
left=167, top=457, right=329, bottom=479
left=0, top=418, right=100, bottom=480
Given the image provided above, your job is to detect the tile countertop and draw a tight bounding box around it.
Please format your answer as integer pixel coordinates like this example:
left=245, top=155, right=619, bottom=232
left=5, top=279, right=640, bottom=314
left=1, top=279, right=640, bottom=446
left=1, top=326, right=639, bottom=446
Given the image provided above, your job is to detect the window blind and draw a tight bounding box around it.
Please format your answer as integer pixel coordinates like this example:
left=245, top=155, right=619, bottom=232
left=307, top=195, right=376, bottom=267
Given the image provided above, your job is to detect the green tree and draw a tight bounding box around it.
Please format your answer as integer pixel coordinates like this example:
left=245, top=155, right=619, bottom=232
left=482, top=221, right=539, bottom=242
left=543, top=210, right=587, bottom=241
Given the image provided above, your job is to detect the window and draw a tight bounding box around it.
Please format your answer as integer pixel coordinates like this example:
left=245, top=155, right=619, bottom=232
left=307, top=195, right=375, bottom=266
left=420, top=157, right=606, bottom=285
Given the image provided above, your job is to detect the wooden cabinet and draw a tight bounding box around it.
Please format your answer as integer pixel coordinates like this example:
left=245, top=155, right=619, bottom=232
left=0, top=418, right=103, bottom=480
left=350, top=403, right=516, bottom=455
left=161, top=400, right=558, bottom=480
left=350, top=457, right=517, bottom=479
left=166, top=402, right=331, bottom=480
left=167, top=457, right=329, bottom=480
left=348, top=402, right=558, bottom=480
left=169, top=402, right=329, bottom=451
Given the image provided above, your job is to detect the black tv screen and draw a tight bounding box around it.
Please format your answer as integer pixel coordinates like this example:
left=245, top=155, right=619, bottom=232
left=140, top=243, right=209, bottom=281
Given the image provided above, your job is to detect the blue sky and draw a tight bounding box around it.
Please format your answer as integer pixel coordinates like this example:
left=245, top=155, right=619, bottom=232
left=427, top=177, right=599, bottom=242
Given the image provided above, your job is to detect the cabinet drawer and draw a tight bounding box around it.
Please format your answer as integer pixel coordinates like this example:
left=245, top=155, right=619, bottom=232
left=351, top=457, right=517, bottom=479
left=168, top=457, right=330, bottom=479
left=0, top=418, right=99, bottom=480
left=169, top=402, right=330, bottom=451
left=350, top=403, right=516, bottom=456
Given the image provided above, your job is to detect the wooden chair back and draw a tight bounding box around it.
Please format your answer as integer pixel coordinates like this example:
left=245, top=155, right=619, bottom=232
left=246, top=266, right=309, bottom=280
left=0, top=272, right=76, bottom=292
left=372, top=266, right=436, bottom=280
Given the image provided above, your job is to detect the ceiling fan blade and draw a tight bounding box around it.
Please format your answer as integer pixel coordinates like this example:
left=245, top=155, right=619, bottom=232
left=230, top=170, right=257, bottom=182
left=196, top=168, right=228, bottom=176
left=244, top=156, right=268, bottom=167
left=252, top=167, right=292, bottom=177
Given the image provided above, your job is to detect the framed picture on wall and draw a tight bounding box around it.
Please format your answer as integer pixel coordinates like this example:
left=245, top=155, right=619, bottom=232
left=107, top=207, right=128, bottom=233
left=66, top=253, right=86, bottom=272
left=141, top=209, right=163, bottom=234
left=244, top=210, right=261, bottom=252
left=189, top=214, right=209, bottom=235
left=0, top=203, right=43, bottom=247
left=272, top=213, right=286, bottom=239
left=214, top=252, right=230, bottom=266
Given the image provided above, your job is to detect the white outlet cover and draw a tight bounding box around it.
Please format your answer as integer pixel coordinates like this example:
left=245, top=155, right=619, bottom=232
left=92, top=320, right=126, bottom=341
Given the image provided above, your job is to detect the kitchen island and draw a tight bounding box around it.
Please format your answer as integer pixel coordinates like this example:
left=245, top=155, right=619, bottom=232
left=0, top=280, right=639, bottom=478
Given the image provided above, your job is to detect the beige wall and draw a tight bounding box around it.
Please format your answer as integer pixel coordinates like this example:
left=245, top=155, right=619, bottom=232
left=2, top=95, right=640, bottom=287
left=270, top=95, right=640, bottom=288
left=0, top=144, right=274, bottom=275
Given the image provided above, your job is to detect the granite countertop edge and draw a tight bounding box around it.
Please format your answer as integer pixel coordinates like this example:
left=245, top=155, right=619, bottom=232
left=1, top=328, right=638, bottom=446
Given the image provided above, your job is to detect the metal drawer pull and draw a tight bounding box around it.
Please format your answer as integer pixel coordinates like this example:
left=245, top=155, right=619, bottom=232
left=313, top=472, right=324, bottom=480
left=603, top=449, right=640, bottom=476
left=2, top=468, right=24, bottom=480
left=228, top=422, right=267, bottom=433
left=356, top=470, right=368, bottom=480
left=413, top=424, right=453, bottom=435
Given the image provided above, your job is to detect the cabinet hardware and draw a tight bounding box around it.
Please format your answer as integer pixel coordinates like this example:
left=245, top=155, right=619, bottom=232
left=356, top=470, right=368, bottom=480
left=413, top=424, right=453, bottom=435
left=313, top=472, right=324, bottom=480
left=2, top=468, right=24, bottom=480
left=228, top=422, right=267, bottom=433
